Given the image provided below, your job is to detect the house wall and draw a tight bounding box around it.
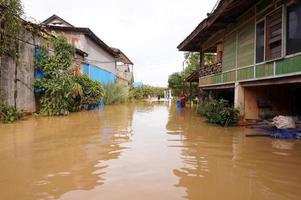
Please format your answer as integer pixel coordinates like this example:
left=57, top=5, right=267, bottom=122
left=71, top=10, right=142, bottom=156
left=0, top=30, right=45, bottom=112
left=116, top=63, right=133, bottom=85
left=199, top=0, right=301, bottom=88
left=55, top=31, right=116, bottom=75
left=83, top=36, right=116, bottom=74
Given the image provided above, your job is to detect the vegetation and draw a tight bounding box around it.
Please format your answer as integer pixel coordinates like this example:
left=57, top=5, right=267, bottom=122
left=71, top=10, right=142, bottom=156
left=35, top=36, right=105, bottom=115
left=168, top=72, right=187, bottom=97
left=74, top=75, right=105, bottom=110
left=197, top=99, right=239, bottom=127
left=168, top=52, right=200, bottom=97
left=0, top=103, right=24, bottom=123
left=0, top=0, right=24, bottom=57
left=103, top=82, right=128, bottom=105
left=129, top=85, right=166, bottom=100
left=182, top=52, right=200, bottom=79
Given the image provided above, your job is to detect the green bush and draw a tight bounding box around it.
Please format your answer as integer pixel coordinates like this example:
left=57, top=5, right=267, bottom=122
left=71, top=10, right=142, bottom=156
left=74, top=75, right=105, bottom=109
left=197, top=99, right=239, bottom=127
left=0, top=104, right=24, bottom=123
left=35, top=36, right=76, bottom=116
left=104, top=82, right=128, bottom=105
left=129, top=85, right=166, bottom=100
left=35, top=36, right=105, bottom=114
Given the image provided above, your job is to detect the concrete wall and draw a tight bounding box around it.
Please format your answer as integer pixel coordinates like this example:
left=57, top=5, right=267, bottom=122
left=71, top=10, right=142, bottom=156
left=116, top=63, right=133, bottom=85
left=58, top=31, right=116, bottom=75
left=83, top=36, right=116, bottom=74
left=0, top=31, right=44, bottom=112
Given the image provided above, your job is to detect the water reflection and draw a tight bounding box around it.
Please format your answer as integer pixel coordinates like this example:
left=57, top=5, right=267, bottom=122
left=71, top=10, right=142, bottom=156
left=0, top=104, right=135, bottom=200
left=166, top=106, right=301, bottom=200
left=0, top=103, right=301, bottom=200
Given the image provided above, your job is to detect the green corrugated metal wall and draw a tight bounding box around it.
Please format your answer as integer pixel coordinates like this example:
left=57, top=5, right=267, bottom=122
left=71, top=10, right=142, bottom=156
left=212, top=74, right=222, bottom=84
left=237, top=22, right=255, bottom=67
left=276, top=55, right=301, bottom=75
left=256, top=63, right=273, bottom=78
left=223, top=71, right=236, bottom=82
left=223, top=32, right=237, bottom=71
left=237, top=67, right=254, bottom=80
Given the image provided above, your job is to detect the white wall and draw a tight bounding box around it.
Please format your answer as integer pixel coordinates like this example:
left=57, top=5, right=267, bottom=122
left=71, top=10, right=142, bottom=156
left=58, top=31, right=116, bottom=74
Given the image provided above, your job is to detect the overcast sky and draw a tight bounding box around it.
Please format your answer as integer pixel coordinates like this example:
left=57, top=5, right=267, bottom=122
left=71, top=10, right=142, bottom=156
left=22, top=0, right=216, bottom=86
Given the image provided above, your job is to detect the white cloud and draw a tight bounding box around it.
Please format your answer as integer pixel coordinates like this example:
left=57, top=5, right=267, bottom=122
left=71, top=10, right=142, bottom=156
left=22, top=0, right=216, bottom=86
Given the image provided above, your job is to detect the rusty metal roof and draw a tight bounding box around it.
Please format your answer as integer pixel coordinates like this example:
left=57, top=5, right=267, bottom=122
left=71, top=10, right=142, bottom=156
left=111, top=47, right=134, bottom=65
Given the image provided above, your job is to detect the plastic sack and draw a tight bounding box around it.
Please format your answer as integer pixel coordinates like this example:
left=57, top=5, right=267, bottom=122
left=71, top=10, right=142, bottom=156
left=272, top=116, right=296, bottom=129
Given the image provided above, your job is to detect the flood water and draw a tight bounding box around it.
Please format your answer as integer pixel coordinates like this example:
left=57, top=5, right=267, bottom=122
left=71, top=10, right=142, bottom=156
left=0, top=102, right=301, bottom=200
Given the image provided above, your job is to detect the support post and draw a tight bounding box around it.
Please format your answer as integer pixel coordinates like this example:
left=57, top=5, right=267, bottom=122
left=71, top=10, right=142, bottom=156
left=234, top=82, right=245, bottom=117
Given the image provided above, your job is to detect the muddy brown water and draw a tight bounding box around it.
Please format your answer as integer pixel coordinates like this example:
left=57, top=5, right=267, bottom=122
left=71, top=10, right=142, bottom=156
left=0, top=102, right=301, bottom=200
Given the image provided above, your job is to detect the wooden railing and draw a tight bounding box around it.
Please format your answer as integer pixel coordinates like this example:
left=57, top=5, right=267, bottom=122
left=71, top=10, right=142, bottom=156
left=200, top=63, right=222, bottom=77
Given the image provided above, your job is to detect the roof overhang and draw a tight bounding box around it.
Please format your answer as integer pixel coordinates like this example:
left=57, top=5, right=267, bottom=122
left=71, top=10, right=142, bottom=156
left=177, top=0, right=259, bottom=51
left=111, top=47, right=134, bottom=65
left=45, top=25, right=117, bottom=57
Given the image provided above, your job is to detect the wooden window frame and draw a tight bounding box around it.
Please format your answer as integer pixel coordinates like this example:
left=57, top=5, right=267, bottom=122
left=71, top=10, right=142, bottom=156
left=255, top=4, right=285, bottom=64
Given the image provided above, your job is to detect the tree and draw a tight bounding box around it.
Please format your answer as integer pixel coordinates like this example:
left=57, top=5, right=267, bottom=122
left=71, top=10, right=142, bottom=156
left=0, top=0, right=24, bottom=57
left=168, top=72, right=187, bottom=96
left=183, top=52, right=200, bottom=79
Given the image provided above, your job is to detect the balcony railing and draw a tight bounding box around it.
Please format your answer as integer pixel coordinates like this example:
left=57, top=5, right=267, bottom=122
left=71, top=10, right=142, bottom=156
left=200, top=63, right=222, bottom=77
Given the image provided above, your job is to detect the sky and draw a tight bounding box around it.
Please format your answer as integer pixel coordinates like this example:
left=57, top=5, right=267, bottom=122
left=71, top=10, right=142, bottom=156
left=22, top=0, right=216, bottom=87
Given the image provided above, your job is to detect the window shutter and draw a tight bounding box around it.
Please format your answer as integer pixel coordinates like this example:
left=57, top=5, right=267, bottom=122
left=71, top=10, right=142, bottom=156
left=266, top=8, right=283, bottom=60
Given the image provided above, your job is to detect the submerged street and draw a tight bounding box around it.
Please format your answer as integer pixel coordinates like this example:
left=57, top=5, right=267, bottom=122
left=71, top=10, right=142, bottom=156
left=0, top=102, right=301, bottom=200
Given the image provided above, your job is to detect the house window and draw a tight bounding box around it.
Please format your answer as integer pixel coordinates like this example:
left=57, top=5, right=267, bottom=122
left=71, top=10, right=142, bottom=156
left=287, top=2, right=301, bottom=55
left=265, top=8, right=282, bottom=60
left=256, top=21, right=265, bottom=63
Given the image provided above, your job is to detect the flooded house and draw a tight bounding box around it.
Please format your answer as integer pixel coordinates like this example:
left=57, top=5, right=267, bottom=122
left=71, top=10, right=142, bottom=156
left=43, top=15, right=134, bottom=85
left=178, top=0, right=301, bottom=120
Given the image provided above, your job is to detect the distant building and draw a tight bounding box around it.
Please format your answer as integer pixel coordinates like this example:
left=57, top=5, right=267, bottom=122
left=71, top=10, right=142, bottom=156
left=111, top=47, right=134, bottom=86
left=178, top=0, right=301, bottom=120
left=43, top=15, right=134, bottom=85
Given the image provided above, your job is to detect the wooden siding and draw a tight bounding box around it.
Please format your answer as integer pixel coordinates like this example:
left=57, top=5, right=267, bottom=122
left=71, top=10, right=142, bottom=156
left=237, top=21, right=255, bottom=67
left=256, top=63, right=274, bottom=78
left=199, top=76, right=213, bottom=85
left=276, top=55, right=301, bottom=75
left=199, top=1, right=301, bottom=88
left=223, top=32, right=237, bottom=71
left=237, top=67, right=254, bottom=80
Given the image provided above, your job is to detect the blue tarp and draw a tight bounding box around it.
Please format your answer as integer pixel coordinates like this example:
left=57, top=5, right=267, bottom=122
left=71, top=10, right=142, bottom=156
left=83, top=64, right=116, bottom=85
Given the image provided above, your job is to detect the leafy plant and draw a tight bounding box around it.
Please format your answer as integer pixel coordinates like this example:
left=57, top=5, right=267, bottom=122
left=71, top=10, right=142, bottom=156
left=0, top=0, right=24, bottom=57
left=74, top=75, right=105, bottom=109
left=0, top=104, right=24, bottom=123
left=104, top=82, right=128, bottom=105
left=35, top=36, right=76, bottom=116
left=197, top=99, right=239, bottom=127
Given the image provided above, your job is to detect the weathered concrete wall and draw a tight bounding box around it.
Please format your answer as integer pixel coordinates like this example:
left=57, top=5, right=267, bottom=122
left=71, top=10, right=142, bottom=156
left=57, top=31, right=116, bottom=75
left=0, top=56, right=16, bottom=107
left=0, top=31, right=44, bottom=112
